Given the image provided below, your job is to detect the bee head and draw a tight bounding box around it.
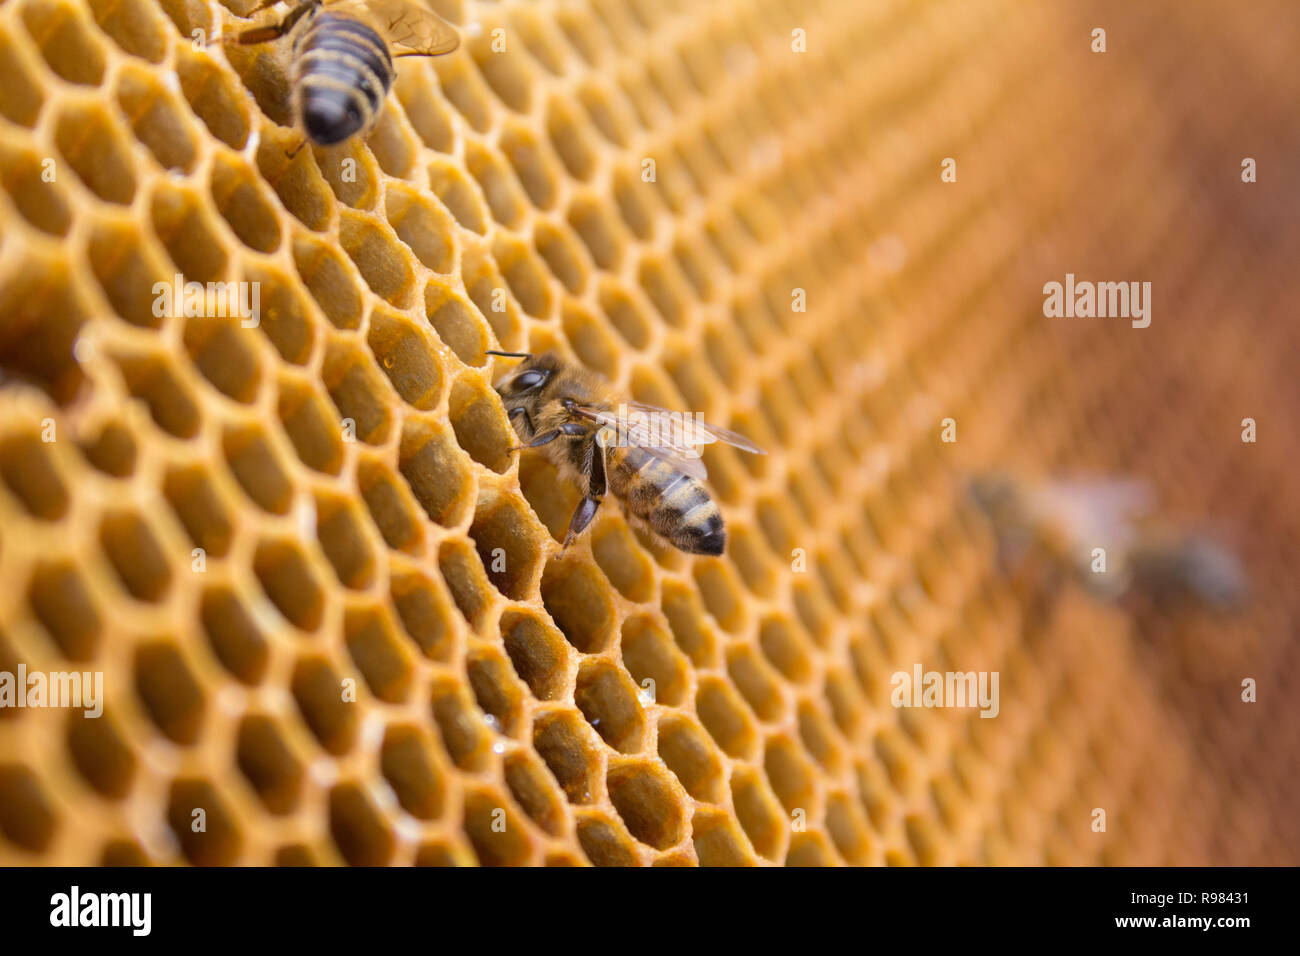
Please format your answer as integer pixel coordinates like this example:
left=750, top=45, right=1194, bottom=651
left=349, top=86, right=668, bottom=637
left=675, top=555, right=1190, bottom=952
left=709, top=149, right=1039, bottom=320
left=489, top=351, right=559, bottom=397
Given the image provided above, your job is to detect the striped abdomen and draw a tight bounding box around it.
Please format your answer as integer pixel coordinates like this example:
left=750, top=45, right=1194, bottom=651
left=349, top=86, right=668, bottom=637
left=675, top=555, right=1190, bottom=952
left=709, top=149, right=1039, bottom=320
left=293, top=12, right=393, bottom=145
left=609, top=447, right=725, bottom=555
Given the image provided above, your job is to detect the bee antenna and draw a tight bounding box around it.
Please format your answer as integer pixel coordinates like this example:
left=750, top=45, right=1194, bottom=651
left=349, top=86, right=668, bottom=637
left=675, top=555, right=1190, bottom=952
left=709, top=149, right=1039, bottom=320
left=485, top=350, right=532, bottom=360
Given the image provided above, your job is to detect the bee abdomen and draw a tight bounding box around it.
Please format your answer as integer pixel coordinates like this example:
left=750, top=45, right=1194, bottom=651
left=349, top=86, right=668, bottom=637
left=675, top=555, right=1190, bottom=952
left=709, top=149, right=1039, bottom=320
left=293, top=13, right=393, bottom=144
left=619, top=451, right=725, bottom=555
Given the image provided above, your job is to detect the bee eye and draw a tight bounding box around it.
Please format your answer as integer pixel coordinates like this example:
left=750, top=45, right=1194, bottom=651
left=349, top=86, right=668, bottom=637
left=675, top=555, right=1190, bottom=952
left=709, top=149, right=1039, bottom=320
left=513, top=370, right=547, bottom=390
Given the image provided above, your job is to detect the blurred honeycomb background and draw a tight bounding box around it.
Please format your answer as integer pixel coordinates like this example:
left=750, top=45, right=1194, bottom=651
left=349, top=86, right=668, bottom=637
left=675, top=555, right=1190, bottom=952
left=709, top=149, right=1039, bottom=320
left=0, top=0, right=1297, bottom=865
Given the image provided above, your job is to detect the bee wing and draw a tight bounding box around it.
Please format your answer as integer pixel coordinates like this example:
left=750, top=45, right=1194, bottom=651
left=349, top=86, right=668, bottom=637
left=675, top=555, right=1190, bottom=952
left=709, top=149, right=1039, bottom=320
left=1034, top=478, right=1153, bottom=551
left=573, top=405, right=711, bottom=481
left=328, top=0, right=460, bottom=55
left=622, top=401, right=767, bottom=455
left=640, top=444, right=709, bottom=481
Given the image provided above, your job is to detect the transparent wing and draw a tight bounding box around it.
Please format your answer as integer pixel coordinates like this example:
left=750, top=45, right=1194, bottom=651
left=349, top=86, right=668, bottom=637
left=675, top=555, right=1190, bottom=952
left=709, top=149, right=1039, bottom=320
left=641, top=444, right=710, bottom=481
left=1033, top=478, right=1152, bottom=551
left=570, top=407, right=705, bottom=480
left=621, top=400, right=767, bottom=455
left=573, top=403, right=763, bottom=481
left=327, top=0, right=460, bottom=55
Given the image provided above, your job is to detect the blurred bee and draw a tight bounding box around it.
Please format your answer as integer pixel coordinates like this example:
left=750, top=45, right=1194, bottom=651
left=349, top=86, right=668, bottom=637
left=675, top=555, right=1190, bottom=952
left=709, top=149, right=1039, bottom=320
left=967, top=472, right=1245, bottom=610
left=1127, top=530, right=1247, bottom=611
left=235, top=0, right=459, bottom=146
left=489, top=351, right=765, bottom=555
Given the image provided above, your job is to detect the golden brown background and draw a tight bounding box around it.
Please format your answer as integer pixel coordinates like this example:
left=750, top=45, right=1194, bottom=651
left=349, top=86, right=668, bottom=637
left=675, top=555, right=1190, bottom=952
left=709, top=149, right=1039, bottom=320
left=0, top=0, right=1296, bottom=865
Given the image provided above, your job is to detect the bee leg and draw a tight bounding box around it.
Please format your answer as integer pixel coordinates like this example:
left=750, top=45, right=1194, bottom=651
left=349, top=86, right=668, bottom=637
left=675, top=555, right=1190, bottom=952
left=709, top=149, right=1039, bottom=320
left=507, top=405, right=533, bottom=433
left=508, top=425, right=565, bottom=452
left=560, top=498, right=601, bottom=555
left=508, top=422, right=585, bottom=453
left=508, top=429, right=558, bottom=453
left=559, top=430, right=609, bottom=555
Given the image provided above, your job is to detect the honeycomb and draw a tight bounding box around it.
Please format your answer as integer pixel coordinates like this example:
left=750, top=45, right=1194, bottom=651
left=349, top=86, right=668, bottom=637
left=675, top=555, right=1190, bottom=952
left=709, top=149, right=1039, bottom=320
left=1, top=0, right=1298, bottom=866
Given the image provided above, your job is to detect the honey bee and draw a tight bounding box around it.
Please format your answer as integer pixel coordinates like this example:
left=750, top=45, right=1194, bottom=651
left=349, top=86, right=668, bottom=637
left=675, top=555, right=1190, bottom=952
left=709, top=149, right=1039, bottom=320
left=968, top=472, right=1245, bottom=610
left=234, top=0, right=459, bottom=146
left=1126, top=530, right=1247, bottom=611
left=489, top=351, right=765, bottom=555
